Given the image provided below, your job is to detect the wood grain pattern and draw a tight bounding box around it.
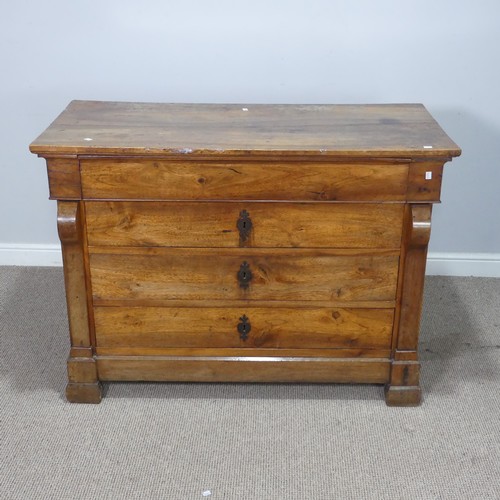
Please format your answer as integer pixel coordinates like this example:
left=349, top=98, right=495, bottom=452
left=94, top=306, right=394, bottom=349
left=407, top=161, right=444, bottom=201
left=396, top=204, right=432, bottom=349
left=96, top=355, right=391, bottom=383
left=57, top=202, right=101, bottom=402
left=385, top=385, right=421, bottom=406
left=95, top=347, right=391, bottom=358
left=70, top=347, right=93, bottom=358
left=393, top=350, right=418, bottom=361
left=389, top=360, right=420, bottom=386
left=29, top=101, right=461, bottom=159
left=92, top=298, right=396, bottom=309
left=67, top=356, right=98, bottom=383
left=30, top=101, right=460, bottom=404
left=385, top=204, right=431, bottom=406
left=80, top=160, right=409, bottom=201
left=66, top=382, right=102, bottom=404
left=57, top=202, right=91, bottom=348
left=46, top=157, right=81, bottom=199
left=85, top=201, right=405, bottom=248
left=89, top=248, right=400, bottom=302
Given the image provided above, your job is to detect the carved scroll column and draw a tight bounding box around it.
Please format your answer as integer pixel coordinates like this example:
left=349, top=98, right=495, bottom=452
left=57, top=201, right=102, bottom=403
left=385, top=204, right=432, bottom=406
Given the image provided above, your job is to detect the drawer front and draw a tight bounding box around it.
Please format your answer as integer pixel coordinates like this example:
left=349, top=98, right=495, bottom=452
left=89, top=248, right=399, bottom=302
left=86, top=202, right=404, bottom=249
left=80, top=159, right=409, bottom=201
left=94, top=306, right=394, bottom=349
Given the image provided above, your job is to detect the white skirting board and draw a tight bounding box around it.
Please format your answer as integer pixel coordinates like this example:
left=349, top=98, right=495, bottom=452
left=0, top=244, right=63, bottom=267
left=0, top=244, right=499, bottom=277
left=425, top=252, right=500, bottom=278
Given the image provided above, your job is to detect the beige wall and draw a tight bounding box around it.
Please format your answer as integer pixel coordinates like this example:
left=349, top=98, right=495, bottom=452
left=1, top=1, right=499, bottom=268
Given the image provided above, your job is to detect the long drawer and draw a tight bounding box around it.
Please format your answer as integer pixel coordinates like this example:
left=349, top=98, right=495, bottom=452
left=80, top=159, right=409, bottom=201
left=89, top=248, right=399, bottom=303
left=85, top=201, right=404, bottom=249
left=94, top=306, right=394, bottom=349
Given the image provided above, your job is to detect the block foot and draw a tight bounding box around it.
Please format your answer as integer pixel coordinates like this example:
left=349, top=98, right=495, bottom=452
left=384, top=385, right=421, bottom=406
left=66, top=382, right=103, bottom=404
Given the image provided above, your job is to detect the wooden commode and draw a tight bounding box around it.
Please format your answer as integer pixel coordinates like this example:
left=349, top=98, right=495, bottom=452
left=30, top=101, right=461, bottom=405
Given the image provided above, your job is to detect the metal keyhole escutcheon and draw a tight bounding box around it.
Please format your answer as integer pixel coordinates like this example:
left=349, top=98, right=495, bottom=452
left=237, top=210, right=252, bottom=242
left=237, top=315, right=251, bottom=340
left=237, top=261, right=253, bottom=289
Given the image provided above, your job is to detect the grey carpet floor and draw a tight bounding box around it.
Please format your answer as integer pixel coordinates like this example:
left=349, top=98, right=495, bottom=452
left=1, top=267, right=499, bottom=500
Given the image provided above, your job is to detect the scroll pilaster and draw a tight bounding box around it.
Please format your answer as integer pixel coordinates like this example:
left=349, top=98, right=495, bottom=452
left=397, top=204, right=432, bottom=350
left=57, top=201, right=91, bottom=348
left=58, top=201, right=101, bottom=403
left=386, top=203, right=432, bottom=406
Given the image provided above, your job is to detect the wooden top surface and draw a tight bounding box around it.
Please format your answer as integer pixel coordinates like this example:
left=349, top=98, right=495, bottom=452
left=30, top=100, right=461, bottom=159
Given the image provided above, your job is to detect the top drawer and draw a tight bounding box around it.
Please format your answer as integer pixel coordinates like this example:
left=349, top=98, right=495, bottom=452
left=80, top=159, right=409, bottom=201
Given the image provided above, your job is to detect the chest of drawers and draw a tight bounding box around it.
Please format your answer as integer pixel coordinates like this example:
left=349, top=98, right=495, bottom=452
left=30, top=101, right=460, bottom=405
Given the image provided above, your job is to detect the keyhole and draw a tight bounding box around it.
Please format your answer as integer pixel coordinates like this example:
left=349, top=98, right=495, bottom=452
left=238, top=262, right=252, bottom=288
left=238, top=314, right=251, bottom=339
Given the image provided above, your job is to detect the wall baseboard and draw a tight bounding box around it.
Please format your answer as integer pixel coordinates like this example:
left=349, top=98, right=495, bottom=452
left=425, top=252, right=500, bottom=278
left=0, top=245, right=499, bottom=277
left=0, top=244, right=62, bottom=267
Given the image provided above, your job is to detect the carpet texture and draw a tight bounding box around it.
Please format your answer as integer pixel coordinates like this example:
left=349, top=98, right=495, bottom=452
left=1, top=267, right=499, bottom=499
